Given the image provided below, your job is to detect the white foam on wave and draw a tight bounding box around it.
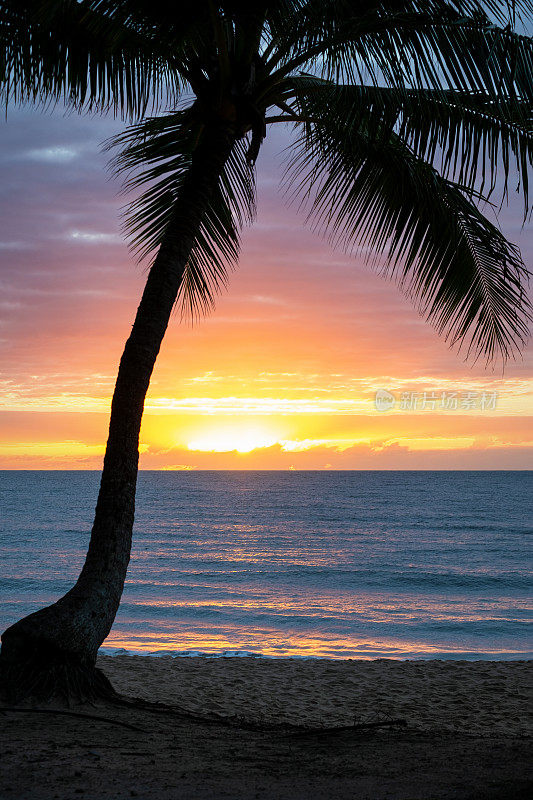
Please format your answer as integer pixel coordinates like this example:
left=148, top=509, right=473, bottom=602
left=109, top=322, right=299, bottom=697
left=99, top=647, right=320, bottom=659
left=97, top=646, right=533, bottom=661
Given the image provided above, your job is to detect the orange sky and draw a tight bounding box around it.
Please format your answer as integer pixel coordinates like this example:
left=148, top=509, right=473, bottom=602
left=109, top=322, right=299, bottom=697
left=0, top=110, right=532, bottom=469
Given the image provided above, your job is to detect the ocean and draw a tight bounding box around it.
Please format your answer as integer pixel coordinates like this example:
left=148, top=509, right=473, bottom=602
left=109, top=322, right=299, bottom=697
left=0, top=470, right=531, bottom=660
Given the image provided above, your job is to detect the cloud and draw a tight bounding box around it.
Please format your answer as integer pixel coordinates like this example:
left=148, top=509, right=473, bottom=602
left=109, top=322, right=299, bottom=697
left=280, top=438, right=370, bottom=452
left=250, top=294, right=287, bottom=305
left=68, top=230, right=122, bottom=244
left=161, top=464, right=198, bottom=471
left=2, top=406, right=532, bottom=469
left=0, top=241, right=32, bottom=250
left=138, top=441, right=533, bottom=471
left=0, top=105, right=531, bottom=473
left=26, top=146, right=80, bottom=163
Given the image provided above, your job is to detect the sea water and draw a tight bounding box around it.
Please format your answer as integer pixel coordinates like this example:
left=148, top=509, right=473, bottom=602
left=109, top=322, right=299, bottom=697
left=0, top=470, right=531, bottom=660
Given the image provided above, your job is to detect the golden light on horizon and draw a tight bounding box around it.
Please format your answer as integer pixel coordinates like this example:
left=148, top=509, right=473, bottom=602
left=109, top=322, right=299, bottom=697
left=187, top=424, right=279, bottom=453
left=2, top=378, right=532, bottom=469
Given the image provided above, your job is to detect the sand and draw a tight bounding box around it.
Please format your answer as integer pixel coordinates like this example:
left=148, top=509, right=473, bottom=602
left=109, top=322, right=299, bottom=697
left=100, top=655, right=533, bottom=736
left=1, top=656, right=532, bottom=799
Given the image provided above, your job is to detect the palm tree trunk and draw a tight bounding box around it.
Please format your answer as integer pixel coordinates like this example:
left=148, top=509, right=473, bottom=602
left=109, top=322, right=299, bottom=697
left=0, top=122, right=236, bottom=702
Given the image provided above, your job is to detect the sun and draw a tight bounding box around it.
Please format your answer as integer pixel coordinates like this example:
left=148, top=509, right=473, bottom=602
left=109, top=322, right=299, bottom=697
left=186, top=426, right=278, bottom=453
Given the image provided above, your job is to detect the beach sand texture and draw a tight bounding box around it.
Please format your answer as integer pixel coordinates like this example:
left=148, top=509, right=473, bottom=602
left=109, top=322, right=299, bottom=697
left=1, top=656, right=531, bottom=799
left=100, top=655, right=532, bottom=736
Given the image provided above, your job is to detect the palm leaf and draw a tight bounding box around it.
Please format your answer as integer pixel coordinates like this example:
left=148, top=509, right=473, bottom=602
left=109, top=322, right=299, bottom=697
left=0, top=0, right=186, bottom=116
left=265, top=1, right=533, bottom=101
left=107, top=108, right=256, bottom=317
left=284, top=88, right=532, bottom=362
left=285, top=76, right=533, bottom=218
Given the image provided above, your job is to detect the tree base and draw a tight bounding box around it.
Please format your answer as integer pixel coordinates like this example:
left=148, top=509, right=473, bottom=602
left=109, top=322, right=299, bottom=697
left=0, top=643, right=118, bottom=706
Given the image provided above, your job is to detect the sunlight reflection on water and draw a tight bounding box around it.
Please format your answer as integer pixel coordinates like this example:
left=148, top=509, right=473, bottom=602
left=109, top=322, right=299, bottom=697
left=1, top=470, right=531, bottom=659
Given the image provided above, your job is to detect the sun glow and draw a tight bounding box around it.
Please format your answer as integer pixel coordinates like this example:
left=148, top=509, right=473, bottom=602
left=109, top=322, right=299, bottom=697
left=187, top=426, right=278, bottom=453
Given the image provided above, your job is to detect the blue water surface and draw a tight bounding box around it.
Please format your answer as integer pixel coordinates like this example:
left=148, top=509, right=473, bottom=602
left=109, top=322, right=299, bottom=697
left=0, top=470, right=531, bottom=659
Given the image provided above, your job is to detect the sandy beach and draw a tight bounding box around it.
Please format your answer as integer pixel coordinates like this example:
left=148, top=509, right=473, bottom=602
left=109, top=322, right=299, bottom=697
left=1, top=655, right=531, bottom=799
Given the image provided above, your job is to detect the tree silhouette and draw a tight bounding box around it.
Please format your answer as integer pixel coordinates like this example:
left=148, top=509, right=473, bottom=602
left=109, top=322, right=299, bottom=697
left=0, top=0, right=531, bottom=701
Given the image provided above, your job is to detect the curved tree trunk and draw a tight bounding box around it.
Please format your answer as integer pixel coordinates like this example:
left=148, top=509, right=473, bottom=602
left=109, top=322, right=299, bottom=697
left=0, top=122, right=236, bottom=702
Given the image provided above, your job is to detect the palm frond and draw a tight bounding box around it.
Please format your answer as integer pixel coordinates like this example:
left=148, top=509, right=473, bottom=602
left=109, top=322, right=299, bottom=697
left=284, top=90, right=532, bottom=362
left=107, top=109, right=256, bottom=317
left=265, top=1, right=533, bottom=101
left=287, top=77, right=533, bottom=218
left=0, top=0, right=185, bottom=117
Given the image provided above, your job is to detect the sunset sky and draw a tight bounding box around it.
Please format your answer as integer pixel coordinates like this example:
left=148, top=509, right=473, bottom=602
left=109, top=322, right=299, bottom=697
left=1, top=106, right=532, bottom=470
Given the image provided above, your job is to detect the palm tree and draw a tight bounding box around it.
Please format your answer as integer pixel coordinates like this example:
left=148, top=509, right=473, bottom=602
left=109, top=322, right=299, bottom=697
left=0, top=0, right=531, bottom=701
